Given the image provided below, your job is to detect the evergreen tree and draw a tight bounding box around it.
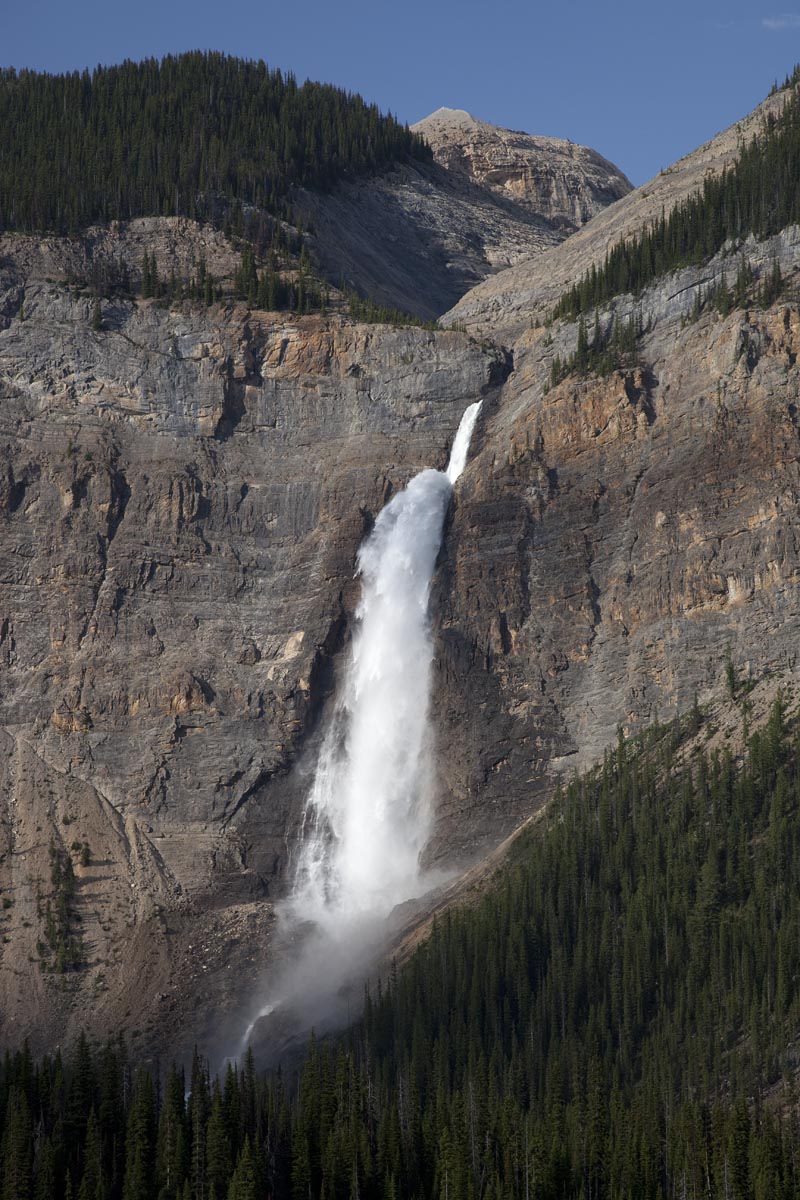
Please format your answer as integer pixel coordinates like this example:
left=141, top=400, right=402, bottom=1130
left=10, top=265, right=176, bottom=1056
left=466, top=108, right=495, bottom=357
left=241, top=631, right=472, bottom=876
left=2, top=1088, right=33, bottom=1200
left=205, top=1092, right=231, bottom=1200
left=77, top=1111, right=105, bottom=1200
left=226, top=1140, right=257, bottom=1200
left=156, top=1065, right=187, bottom=1200
left=189, top=1052, right=210, bottom=1200
left=122, top=1071, right=156, bottom=1200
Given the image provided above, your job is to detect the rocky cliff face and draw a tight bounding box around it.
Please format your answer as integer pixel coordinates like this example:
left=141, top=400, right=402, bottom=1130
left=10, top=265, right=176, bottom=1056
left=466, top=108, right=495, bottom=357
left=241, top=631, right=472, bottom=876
left=0, top=228, right=507, bottom=1055
left=429, top=228, right=800, bottom=858
left=413, top=108, right=632, bottom=230
left=299, top=111, right=631, bottom=320
left=3, top=87, right=800, bottom=1060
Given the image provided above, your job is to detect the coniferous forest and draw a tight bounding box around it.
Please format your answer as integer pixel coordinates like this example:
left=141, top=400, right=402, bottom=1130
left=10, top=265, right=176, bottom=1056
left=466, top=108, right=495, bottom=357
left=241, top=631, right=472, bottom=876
left=0, top=52, right=431, bottom=236
left=553, top=69, right=800, bottom=320
left=4, top=700, right=800, bottom=1198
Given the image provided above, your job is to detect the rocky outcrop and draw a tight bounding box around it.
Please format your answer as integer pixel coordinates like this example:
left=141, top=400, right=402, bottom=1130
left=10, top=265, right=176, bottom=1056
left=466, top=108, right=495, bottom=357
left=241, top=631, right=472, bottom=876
left=0, top=217, right=240, bottom=292
left=413, top=108, right=632, bottom=230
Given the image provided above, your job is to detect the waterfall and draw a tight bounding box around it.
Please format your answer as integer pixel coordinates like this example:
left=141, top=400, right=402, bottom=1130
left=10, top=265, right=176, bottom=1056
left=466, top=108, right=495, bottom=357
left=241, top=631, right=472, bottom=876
left=290, top=401, right=482, bottom=929
left=239, top=401, right=482, bottom=1053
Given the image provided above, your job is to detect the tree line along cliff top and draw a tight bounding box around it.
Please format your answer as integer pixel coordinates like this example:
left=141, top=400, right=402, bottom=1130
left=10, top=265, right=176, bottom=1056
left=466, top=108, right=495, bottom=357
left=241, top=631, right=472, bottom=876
left=553, top=66, right=800, bottom=321
left=0, top=51, right=432, bottom=236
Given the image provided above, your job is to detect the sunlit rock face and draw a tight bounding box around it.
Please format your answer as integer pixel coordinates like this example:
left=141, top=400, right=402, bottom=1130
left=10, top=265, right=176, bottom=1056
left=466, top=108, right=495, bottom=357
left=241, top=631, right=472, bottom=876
left=0, top=225, right=507, bottom=1058
left=3, top=86, right=800, bottom=1062
left=431, top=232, right=800, bottom=860
left=413, top=107, right=632, bottom=231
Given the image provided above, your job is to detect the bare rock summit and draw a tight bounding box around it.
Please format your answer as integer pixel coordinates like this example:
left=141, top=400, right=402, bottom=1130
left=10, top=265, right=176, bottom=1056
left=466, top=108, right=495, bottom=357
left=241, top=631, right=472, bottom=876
left=413, top=107, right=633, bottom=232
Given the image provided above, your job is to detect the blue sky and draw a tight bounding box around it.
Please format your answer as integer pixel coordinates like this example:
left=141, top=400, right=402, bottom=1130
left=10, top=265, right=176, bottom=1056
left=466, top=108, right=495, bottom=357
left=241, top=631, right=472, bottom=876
left=5, top=0, right=800, bottom=185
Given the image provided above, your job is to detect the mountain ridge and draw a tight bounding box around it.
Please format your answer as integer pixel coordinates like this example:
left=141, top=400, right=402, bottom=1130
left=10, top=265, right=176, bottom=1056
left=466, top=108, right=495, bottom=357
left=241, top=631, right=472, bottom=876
left=445, top=85, right=791, bottom=334
left=300, top=107, right=632, bottom=318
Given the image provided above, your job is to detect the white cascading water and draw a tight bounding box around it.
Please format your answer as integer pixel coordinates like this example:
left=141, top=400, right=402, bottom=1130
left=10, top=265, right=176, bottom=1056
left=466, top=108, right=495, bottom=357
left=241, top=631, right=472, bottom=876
left=240, top=401, right=482, bottom=1051
left=290, top=400, right=482, bottom=928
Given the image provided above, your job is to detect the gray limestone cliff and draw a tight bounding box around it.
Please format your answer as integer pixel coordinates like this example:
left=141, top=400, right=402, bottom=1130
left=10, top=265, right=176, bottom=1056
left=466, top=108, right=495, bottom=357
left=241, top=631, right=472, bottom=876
left=2, top=87, right=800, bottom=1059
left=0, top=232, right=507, bottom=1054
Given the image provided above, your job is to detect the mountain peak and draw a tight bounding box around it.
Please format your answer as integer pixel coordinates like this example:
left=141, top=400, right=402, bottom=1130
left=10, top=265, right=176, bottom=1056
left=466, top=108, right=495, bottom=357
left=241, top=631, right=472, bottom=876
left=414, top=106, right=482, bottom=129
left=411, top=107, right=632, bottom=231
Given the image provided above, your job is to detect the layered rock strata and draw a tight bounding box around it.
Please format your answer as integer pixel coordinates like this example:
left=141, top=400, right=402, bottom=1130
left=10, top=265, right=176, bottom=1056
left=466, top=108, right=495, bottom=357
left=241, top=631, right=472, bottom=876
left=413, top=107, right=632, bottom=230
left=0, top=233, right=506, bottom=1055
left=3, top=87, right=800, bottom=1059
left=429, top=227, right=800, bottom=857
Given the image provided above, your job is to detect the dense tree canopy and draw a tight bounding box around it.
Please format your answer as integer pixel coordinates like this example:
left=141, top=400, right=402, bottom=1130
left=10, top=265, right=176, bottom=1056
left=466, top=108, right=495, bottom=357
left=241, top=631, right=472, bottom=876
left=0, top=52, right=431, bottom=236
left=3, top=700, right=800, bottom=1197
